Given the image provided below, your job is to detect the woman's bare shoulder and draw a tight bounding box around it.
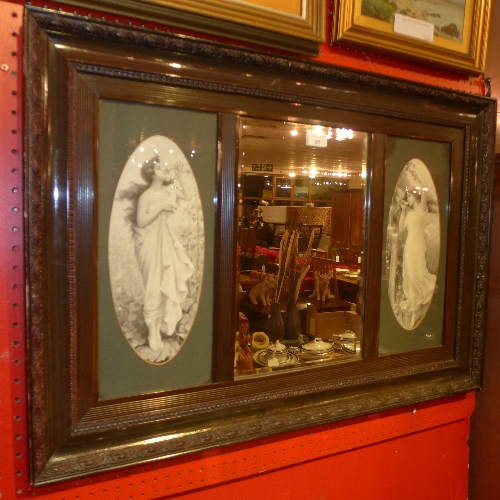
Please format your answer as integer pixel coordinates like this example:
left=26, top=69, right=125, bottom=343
left=138, top=187, right=155, bottom=203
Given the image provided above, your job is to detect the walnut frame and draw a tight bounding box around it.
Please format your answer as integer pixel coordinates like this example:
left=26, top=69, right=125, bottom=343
left=24, top=7, right=495, bottom=486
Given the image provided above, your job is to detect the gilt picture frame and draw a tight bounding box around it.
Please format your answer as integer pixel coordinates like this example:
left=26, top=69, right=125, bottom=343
left=58, top=0, right=325, bottom=55
left=24, top=7, right=495, bottom=486
left=333, top=0, right=491, bottom=73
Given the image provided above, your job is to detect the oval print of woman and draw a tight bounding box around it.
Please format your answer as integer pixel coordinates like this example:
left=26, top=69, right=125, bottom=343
left=386, top=158, right=440, bottom=330
left=108, top=135, right=204, bottom=364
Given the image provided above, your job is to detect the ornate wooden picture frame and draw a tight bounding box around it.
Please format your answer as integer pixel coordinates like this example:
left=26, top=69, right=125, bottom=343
left=24, top=7, right=495, bottom=486
left=333, top=0, right=491, bottom=73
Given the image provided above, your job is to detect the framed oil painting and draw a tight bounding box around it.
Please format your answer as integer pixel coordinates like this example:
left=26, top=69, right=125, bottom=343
left=60, top=0, right=325, bottom=55
left=24, top=7, right=495, bottom=486
left=333, top=0, right=491, bottom=73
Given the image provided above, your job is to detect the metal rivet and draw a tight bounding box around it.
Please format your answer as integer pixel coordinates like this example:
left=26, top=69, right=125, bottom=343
left=1, top=64, right=9, bottom=72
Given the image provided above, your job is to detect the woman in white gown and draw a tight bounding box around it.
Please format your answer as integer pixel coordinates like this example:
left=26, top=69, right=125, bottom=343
left=399, top=186, right=437, bottom=329
left=135, top=157, right=195, bottom=351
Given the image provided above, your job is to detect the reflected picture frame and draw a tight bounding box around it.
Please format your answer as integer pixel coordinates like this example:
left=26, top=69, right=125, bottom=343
left=24, top=7, right=495, bottom=486
left=333, top=0, right=491, bottom=73
left=58, top=0, right=325, bottom=55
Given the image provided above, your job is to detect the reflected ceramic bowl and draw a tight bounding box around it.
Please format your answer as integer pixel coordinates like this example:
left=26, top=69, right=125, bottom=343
left=300, top=338, right=336, bottom=359
left=265, top=340, right=288, bottom=360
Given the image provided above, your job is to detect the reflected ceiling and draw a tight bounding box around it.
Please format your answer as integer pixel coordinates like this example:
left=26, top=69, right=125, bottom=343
left=239, top=117, right=368, bottom=177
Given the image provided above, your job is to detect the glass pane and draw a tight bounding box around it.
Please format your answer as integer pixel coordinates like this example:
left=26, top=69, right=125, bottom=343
left=311, top=177, right=349, bottom=199
left=294, top=178, right=309, bottom=199
left=276, top=177, right=292, bottom=198
left=235, top=117, right=368, bottom=378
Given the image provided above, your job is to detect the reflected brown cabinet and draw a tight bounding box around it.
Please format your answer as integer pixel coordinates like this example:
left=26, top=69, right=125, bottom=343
left=330, top=190, right=364, bottom=264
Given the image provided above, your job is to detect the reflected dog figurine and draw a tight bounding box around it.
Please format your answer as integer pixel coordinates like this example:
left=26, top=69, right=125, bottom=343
left=249, top=275, right=277, bottom=306
left=309, top=271, right=334, bottom=302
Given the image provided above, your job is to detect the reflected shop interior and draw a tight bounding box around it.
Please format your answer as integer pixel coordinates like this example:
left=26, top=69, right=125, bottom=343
left=235, top=117, right=368, bottom=376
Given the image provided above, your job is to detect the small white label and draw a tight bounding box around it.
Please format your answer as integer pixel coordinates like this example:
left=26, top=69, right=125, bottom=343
left=358, top=256, right=361, bottom=264
left=394, top=14, right=434, bottom=43
left=267, top=358, right=279, bottom=367
left=335, top=255, right=340, bottom=263
left=306, top=134, right=327, bottom=148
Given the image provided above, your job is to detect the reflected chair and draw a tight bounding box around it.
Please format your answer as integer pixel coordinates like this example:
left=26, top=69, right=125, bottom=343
left=298, top=223, right=323, bottom=251
left=239, top=227, right=259, bottom=271
left=265, top=262, right=280, bottom=274
left=305, top=304, right=361, bottom=339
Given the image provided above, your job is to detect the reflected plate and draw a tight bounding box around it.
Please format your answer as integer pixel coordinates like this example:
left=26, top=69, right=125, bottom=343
left=331, top=330, right=357, bottom=341
left=253, top=350, right=299, bottom=367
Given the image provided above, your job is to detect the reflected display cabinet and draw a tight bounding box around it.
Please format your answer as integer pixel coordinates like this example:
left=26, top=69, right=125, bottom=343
left=24, top=7, right=495, bottom=486
left=330, top=190, right=364, bottom=264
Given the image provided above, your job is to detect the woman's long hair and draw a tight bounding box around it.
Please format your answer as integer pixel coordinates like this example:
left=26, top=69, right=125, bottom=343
left=115, top=154, right=174, bottom=226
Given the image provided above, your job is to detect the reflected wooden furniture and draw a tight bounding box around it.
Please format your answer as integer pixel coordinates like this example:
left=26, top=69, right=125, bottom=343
left=298, top=223, right=322, bottom=251
left=240, top=296, right=352, bottom=334
left=310, top=256, right=339, bottom=299
left=310, top=248, right=327, bottom=258
left=330, top=190, right=363, bottom=265
left=240, top=227, right=258, bottom=248
left=267, top=221, right=290, bottom=247
left=336, top=273, right=362, bottom=309
left=305, top=305, right=361, bottom=339
left=238, top=273, right=261, bottom=292
left=239, top=227, right=264, bottom=270
left=265, top=262, right=280, bottom=274
left=245, top=216, right=263, bottom=227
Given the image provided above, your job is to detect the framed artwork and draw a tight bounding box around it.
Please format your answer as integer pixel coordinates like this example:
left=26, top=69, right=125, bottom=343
left=60, top=0, right=325, bottom=55
left=333, top=0, right=491, bottom=73
left=99, top=103, right=217, bottom=398
left=24, top=7, right=495, bottom=485
left=380, top=138, right=450, bottom=354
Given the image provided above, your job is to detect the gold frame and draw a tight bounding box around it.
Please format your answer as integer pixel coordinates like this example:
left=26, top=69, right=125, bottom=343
left=63, top=0, right=325, bottom=55
left=333, top=0, right=491, bottom=73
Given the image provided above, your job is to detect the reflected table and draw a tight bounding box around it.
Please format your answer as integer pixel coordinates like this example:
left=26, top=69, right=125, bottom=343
left=239, top=296, right=352, bottom=334
left=336, top=273, right=361, bottom=304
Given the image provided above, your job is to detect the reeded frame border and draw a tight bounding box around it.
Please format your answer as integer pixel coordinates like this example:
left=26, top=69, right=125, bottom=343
left=333, top=0, right=491, bottom=74
left=60, top=0, right=325, bottom=55
left=24, top=7, right=495, bottom=486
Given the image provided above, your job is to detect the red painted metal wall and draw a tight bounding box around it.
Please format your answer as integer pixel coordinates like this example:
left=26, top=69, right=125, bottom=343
left=0, top=1, right=485, bottom=498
